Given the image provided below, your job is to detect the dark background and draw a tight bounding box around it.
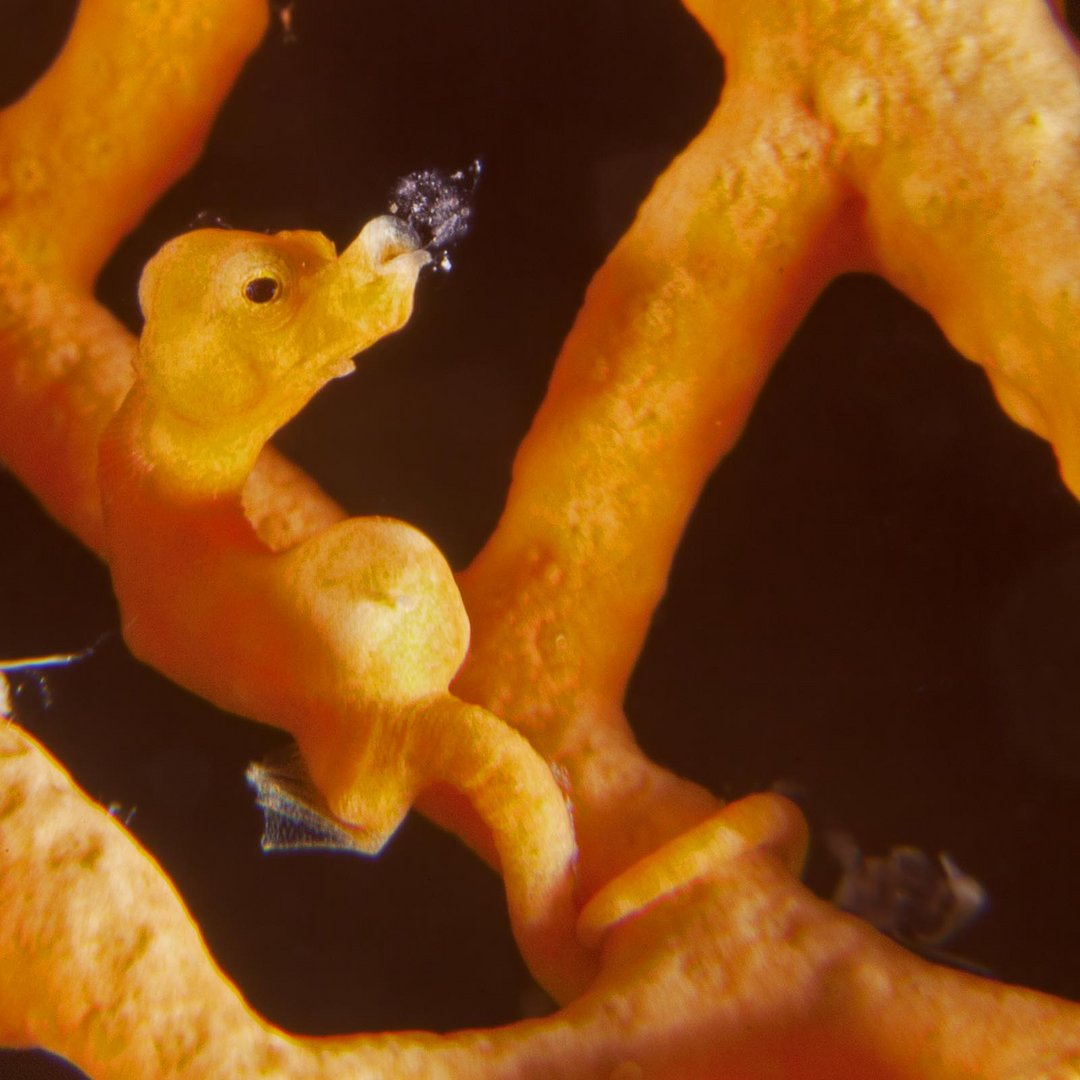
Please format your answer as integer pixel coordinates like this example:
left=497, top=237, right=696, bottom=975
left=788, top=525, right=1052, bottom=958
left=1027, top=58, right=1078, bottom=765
left=2, top=2, right=1079, bottom=1076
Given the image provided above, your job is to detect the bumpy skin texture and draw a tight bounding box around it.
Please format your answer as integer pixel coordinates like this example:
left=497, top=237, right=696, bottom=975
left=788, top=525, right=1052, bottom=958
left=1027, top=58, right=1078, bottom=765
left=1, top=0, right=1080, bottom=1077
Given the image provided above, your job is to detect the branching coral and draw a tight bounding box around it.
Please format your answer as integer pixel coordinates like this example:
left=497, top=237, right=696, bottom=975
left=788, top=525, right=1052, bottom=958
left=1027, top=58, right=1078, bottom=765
left=97, top=217, right=592, bottom=1000
left=1, top=0, right=1079, bottom=1077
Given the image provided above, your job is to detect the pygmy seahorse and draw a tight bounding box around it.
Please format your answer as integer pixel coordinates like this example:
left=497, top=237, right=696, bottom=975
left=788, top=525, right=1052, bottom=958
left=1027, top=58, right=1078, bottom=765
left=96, top=216, right=594, bottom=1000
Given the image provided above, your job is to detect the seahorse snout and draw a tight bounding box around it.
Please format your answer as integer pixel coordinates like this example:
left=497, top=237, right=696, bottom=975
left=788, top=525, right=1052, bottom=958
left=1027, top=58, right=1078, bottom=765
left=342, top=214, right=429, bottom=275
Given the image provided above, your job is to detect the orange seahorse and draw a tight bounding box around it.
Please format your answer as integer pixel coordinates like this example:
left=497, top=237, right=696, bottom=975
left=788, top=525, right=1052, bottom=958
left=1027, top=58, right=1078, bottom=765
left=96, top=216, right=596, bottom=1002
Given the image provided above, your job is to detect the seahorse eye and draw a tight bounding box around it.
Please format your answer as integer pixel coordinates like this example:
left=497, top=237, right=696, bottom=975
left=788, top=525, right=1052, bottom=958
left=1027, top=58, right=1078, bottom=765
left=244, top=276, right=281, bottom=303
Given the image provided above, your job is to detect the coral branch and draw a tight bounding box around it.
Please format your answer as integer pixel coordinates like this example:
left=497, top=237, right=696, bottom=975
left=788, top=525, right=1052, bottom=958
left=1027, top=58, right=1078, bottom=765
left=5, top=709, right=1079, bottom=1078
left=0, top=0, right=268, bottom=289
left=454, top=76, right=863, bottom=894
left=457, top=0, right=1080, bottom=901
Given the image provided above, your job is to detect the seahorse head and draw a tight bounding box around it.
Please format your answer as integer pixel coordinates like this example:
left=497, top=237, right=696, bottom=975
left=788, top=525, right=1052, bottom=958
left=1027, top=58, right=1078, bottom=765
left=134, top=216, right=429, bottom=430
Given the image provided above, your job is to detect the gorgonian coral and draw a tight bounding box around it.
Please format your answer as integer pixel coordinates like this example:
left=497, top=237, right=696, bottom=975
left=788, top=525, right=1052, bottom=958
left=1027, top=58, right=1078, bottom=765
left=1, top=1, right=1079, bottom=1077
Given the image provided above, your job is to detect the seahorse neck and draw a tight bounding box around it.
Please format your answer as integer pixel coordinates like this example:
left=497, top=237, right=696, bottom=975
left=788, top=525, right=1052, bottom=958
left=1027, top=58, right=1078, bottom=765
left=105, top=383, right=268, bottom=504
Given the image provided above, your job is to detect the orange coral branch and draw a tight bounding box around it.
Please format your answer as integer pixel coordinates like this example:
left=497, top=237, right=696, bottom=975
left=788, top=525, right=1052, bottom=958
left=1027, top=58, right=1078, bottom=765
left=0, top=0, right=268, bottom=290
left=4, top=708, right=1080, bottom=1078
left=458, top=0, right=1080, bottom=900
left=455, top=68, right=863, bottom=895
